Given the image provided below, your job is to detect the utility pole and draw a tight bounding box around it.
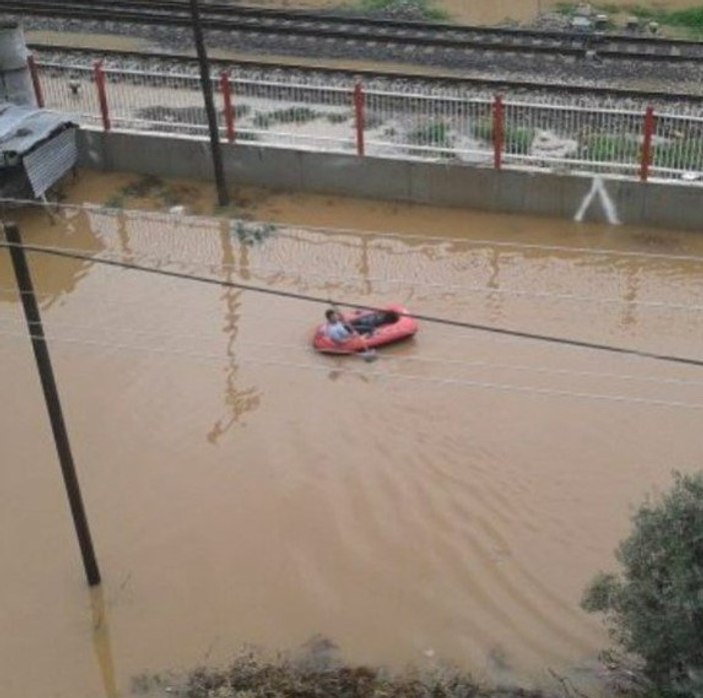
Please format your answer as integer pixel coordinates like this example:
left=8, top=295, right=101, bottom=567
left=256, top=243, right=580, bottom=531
left=4, top=223, right=101, bottom=586
left=189, top=0, right=229, bottom=207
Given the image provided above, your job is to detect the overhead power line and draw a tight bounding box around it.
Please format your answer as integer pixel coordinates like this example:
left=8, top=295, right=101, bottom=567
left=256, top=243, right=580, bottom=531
left=2, top=243, right=700, bottom=313
left=1, top=239, right=702, bottom=368
left=2, top=317, right=702, bottom=388
left=1, top=328, right=701, bottom=411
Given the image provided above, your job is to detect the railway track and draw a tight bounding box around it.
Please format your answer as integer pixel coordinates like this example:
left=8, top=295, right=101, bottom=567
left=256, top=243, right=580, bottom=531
left=29, top=43, right=703, bottom=104
left=9, top=0, right=703, bottom=64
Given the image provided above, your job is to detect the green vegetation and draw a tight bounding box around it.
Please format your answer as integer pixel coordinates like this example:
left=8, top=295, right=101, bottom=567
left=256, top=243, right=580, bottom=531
left=252, top=107, right=320, bottom=129
left=408, top=121, right=452, bottom=148
left=357, top=0, right=449, bottom=21
left=653, top=138, right=703, bottom=170
left=628, top=5, right=703, bottom=32
left=554, top=3, right=703, bottom=37
left=579, top=133, right=640, bottom=162
left=326, top=111, right=351, bottom=124
left=229, top=220, right=277, bottom=245
left=582, top=471, right=703, bottom=698
left=470, top=119, right=535, bottom=154
left=132, top=642, right=551, bottom=698
left=102, top=174, right=187, bottom=209
left=236, top=131, right=259, bottom=142
left=574, top=132, right=703, bottom=171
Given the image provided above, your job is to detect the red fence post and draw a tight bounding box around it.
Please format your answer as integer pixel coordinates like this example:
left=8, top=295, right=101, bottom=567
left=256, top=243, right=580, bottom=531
left=493, top=95, right=504, bottom=171
left=93, top=60, right=111, bottom=132
left=26, top=54, right=44, bottom=108
left=354, top=81, right=365, bottom=157
left=640, top=106, right=655, bottom=183
left=220, top=71, right=235, bottom=144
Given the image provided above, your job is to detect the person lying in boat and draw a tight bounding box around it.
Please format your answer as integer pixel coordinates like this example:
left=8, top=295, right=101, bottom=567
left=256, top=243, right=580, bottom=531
left=324, top=308, right=397, bottom=343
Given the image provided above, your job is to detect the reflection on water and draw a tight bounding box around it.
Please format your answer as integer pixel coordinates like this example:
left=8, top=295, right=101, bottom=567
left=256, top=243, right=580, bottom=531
left=90, top=587, right=118, bottom=698
left=206, top=228, right=261, bottom=444
left=1, top=194, right=703, bottom=698
left=0, top=206, right=106, bottom=309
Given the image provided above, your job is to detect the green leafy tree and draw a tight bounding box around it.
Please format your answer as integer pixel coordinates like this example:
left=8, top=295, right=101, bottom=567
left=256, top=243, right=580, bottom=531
left=582, top=471, right=703, bottom=698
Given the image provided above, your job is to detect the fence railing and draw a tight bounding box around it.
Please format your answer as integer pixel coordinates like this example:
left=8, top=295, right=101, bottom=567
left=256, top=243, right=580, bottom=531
left=28, top=58, right=703, bottom=185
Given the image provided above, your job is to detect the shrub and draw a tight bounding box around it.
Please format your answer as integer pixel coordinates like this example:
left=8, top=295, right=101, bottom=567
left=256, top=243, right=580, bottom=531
left=652, top=139, right=703, bottom=171
left=580, top=134, right=640, bottom=162
left=253, top=107, right=319, bottom=129
left=470, top=119, right=534, bottom=154
left=407, top=121, right=452, bottom=148
left=582, top=471, right=703, bottom=698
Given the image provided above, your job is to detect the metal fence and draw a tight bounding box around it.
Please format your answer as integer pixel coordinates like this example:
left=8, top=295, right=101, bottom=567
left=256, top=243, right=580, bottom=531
left=29, top=59, right=703, bottom=185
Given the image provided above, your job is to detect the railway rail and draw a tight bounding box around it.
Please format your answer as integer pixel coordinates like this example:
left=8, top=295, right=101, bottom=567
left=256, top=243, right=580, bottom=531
left=28, top=43, right=703, bottom=105
left=9, top=0, right=703, bottom=64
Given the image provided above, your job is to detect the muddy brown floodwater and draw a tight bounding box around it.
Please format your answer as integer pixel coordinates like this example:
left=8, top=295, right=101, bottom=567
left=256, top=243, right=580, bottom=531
left=1, top=173, right=703, bottom=698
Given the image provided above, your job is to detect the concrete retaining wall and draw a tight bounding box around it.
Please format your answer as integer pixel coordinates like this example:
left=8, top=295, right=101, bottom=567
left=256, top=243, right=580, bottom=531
left=78, top=129, right=703, bottom=231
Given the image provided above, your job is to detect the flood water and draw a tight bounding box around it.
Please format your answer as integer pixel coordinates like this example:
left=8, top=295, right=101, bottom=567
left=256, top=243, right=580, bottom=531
left=1, top=175, right=703, bottom=697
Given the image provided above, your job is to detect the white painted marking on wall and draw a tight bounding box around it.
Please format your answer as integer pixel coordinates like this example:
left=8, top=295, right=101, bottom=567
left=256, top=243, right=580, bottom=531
left=574, top=176, right=620, bottom=225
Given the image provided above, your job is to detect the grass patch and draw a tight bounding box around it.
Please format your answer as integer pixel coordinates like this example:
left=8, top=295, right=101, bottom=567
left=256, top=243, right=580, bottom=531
left=326, top=111, right=351, bottom=124
left=101, top=174, right=190, bottom=210
left=553, top=2, right=579, bottom=17
left=102, top=194, right=125, bottom=209
left=656, top=6, right=703, bottom=34
left=230, top=220, right=277, bottom=245
left=580, top=134, right=640, bottom=162
left=652, top=138, right=703, bottom=170
left=470, top=119, right=534, bottom=154
left=253, top=107, right=320, bottom=129
left=408, top=121, right=452, bottom=148
left=357, top=0, right=449, bottom=21
left=555, top=3, right=703, bottom=36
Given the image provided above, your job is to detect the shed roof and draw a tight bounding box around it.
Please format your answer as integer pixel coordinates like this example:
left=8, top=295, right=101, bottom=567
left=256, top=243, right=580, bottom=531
left=0, top=102, right=75, bottom=158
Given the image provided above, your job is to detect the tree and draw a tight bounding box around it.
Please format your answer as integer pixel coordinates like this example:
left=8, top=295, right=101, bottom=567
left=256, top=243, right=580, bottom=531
left=581, top=471, right=703, bottom=698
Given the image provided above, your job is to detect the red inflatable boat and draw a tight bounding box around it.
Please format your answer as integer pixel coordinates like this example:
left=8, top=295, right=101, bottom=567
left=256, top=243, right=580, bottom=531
left=313, top=304, right=418, bottom=354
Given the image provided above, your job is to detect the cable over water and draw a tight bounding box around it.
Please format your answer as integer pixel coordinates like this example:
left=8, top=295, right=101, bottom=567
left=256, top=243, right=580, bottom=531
left=2, top=239, right=702, bottom=368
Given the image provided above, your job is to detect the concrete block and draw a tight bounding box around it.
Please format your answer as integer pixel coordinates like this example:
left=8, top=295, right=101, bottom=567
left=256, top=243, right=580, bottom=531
left=300, top=152, right=412, bottom=201
left=641, top=183, right=703, bottom=231
left=223, top=145, right=303, bottom=190
left=520, top=172, right=565, bottom=217
left=409, top=162, right=499, bottom=208
left=607, top=180, right=646, bottom=227
left=494, top=170, right=528, bottom=214
left=75, top=130, right=703, bottom=233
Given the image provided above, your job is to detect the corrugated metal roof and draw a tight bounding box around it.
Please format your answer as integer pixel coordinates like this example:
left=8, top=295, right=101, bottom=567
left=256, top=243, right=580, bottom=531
left=0, top=102, right=75, bottom=158
left=23, top=127, right=77, bottom=197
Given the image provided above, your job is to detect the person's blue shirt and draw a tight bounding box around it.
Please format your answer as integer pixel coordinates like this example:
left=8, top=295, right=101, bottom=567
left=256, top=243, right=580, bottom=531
left=326, top=320, right=352, bottom=343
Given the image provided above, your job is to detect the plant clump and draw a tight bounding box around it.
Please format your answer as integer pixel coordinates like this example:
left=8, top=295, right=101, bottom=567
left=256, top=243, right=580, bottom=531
left=470, top=120, right=535, bottom=154
left=252, top=107, right=320, bottom=129
left=133, top=643, right=555, bottom=698
left=356, top=0, right=448, bottom=21
left=582, top=471, right=703, bottom=698
left=102, top=175, right=193, bottom=210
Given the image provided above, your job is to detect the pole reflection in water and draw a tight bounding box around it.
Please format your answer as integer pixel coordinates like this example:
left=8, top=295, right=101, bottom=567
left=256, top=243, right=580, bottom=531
left=90, top=587, right=118, bottom=698
left=622, top=263, right=641, bottom=328
left=206, top=223, right=260, bottom=444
